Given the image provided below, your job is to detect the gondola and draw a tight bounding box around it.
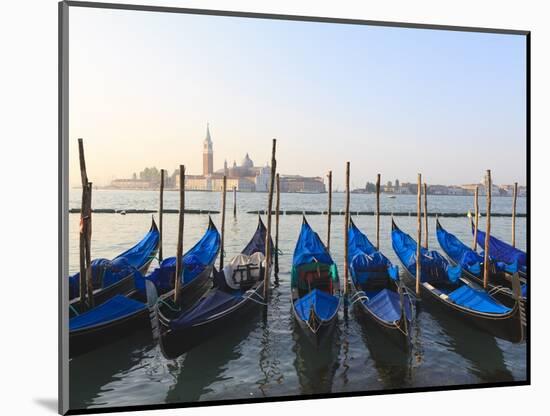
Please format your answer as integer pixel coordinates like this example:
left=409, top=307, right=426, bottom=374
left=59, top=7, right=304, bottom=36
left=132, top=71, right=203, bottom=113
left=291, top=217, right=341, bottom=348
left=69, top=217, right=160, bottom=315
left=391, top=219, right=524, bottom=343
left=157, top=216, right=271, bottom=359
left=69, top=218, right=220, bottom=358
left=471, top=219, right=528, bottom=279
left=437, top=219, right=527, bottom=307
left=348, top=219, right=412, bottom=349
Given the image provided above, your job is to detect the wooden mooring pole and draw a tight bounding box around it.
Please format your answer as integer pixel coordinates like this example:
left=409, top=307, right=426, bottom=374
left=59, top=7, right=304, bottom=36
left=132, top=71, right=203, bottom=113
left=77, top=138, right=93, bottom=308
left=423, top=182, right=428, bottom=249
left=174, top=165, right=185, bottom=304
left=84, top=183, right=93, bottom=308
left=512, top=182, right=518, bottom=248
left=483, top=170, right=492, bottom=289
left=473, top=185, right=479, bottom=250
left=344, top=162, right=350, bottom=297
left=219, top=176, right=227, bottom=270
left=233, top=186, right=237, bottom=217
left=376, top=173, right=380, bottom=250
left=159, top=169, right=165, bottom=263
left=263, top=139, right=277, bottom=301
left=416, top=173, right=422, bottom=297
left=327, top=171, right=332, bottom=251
left=275, top=174, right=280, bottom=277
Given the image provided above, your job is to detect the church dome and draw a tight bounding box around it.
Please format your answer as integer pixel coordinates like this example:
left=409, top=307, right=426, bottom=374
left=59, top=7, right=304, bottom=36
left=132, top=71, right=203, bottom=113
left=241, top=153, right=254, bottom=169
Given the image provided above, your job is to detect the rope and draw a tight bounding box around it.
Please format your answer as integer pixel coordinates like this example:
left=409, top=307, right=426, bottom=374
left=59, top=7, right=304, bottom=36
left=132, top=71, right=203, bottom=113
left=350, top=295, right=369, bottom=305
left=488, top=285, right=512, bottom=296
left=69, top=304, right=79, bottom=316
left=157, top=298, right=180, bottom=312
left=244, top=290, right=268, bottom=306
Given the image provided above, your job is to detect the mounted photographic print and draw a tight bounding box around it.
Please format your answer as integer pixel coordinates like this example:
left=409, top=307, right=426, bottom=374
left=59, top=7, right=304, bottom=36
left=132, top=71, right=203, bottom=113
left=59, top=1, right=529, bottom=414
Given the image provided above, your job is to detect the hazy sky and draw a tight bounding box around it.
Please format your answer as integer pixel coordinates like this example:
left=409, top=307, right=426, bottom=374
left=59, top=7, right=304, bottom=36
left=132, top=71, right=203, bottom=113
left=69, top=6, right=526, bottom=189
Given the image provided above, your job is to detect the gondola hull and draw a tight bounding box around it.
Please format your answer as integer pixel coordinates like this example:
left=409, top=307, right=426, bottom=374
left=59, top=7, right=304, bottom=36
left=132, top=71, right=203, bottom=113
left=69, top=304, right=151, bottom=358
left=69, top=265, right=212, bottom=358
left=291, top=301, right=339, bottom=349
left=446, top=258, right=524, bottom=309
left=400, top=267, right=524, bottom=343
left=349, top=280, right=411, bottom=351
left=159, top=281, right=265, bottom=359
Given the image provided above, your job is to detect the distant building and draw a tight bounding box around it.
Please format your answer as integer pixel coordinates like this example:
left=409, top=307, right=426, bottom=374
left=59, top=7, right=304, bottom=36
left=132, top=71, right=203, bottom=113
left=203, top=123, right=213, bottom=176
left=110, top=179, right=154, bottom=189
left=173, top=123, right=325, bottom=193
left=280, top=175, right=326, bottom=193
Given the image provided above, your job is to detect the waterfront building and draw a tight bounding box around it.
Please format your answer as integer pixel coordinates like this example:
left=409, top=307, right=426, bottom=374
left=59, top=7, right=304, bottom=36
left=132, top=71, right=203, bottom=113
left=172, top=123, right=326, bottom=193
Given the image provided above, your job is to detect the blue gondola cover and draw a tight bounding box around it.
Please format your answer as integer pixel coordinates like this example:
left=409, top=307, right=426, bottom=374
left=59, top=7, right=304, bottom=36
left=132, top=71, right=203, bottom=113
left=366, top=289, right=408, bottom=322
left=170, top=290, right=242, bottom=330
left=294, top=289, right=340, bottom=322
left=291, top=220, right=338, bottom=287
left=447, top=285, right=511, bottom=314
left=69, top=221, right=159, bottom=299
left=474, top=225, right=527, bottom=274
left=392, top=225, right=461, bottom=283
left=146, top=222, right=220, bottom=292
left=292, top=221, right=333, bottom=267
left=69, top=295, right=147, bottom=331
left=437, top=223, right=484, bottom=276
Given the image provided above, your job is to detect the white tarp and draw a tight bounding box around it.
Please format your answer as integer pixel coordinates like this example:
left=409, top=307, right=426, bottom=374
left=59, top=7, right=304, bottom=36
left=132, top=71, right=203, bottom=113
left=223, top=252, right=266, bottom=290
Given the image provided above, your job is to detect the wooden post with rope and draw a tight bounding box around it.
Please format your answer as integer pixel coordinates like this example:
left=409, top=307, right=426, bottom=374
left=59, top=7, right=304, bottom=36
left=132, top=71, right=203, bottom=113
left=233, top=186, right=237, bottom=217
left=263, top=139, right=277, bottom=301
left=77, top=138, right=93, bottom=309
left=327, top=171, right=332, bottom=251
left=423, top=182, right=428, bottom=249
left=512, top=182, right=518, bottom=248
left=344, top=162, right=350, bottom=297
left=416, top=173, right=422, bottom=297
left=275, top=173, right=280, bottom=277
left=483, top=170, right=492, bottom=289
left=159, top=169, right=165, bottom=263
left=84, top=183, right=93, bottom=308
left=473, top=185, right=479, bottom=250
left=174, top=165, right=185, bottom=304
left=376, top=173, right=380, bottom=250
left=219, top=175, right=227, bottom=270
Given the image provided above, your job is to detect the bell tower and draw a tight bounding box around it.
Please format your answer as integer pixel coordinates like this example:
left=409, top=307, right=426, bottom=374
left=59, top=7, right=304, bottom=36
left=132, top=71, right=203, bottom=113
left=203, top=123, right=213, bottom=176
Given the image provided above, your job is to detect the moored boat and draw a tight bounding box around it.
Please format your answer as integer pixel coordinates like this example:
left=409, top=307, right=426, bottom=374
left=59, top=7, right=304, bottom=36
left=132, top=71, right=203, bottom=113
left=157, top=216, right=271, bottom=359
left=392, top=219, right=524, bottom=343
left=471, top=219, right=528, bottom=280
left=437, top=219, right=526, bottom=307
left=69, top=218, right=160, bottom=315
left=291, top=217, right=341, bottom=348
left=348, top=219, right=412, bottom=349
left=69, top=218, right=219, bottom=357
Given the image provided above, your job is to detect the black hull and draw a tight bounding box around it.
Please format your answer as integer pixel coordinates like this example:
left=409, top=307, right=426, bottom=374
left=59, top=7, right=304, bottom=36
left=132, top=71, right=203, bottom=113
left=291, top=303, right=338, bottom=349
left=350, top=281, right=410, bottom=351
left=400, top=269, right=524, bottom=344
left=69, top=265, right=211, bottom=358
left=393, top=220, right=524, bottom=344
left=159, top=282, right=265, bottom=359
left=157, top=265, right=214, bottom=320
left=69, top=306, right=151, bottom=358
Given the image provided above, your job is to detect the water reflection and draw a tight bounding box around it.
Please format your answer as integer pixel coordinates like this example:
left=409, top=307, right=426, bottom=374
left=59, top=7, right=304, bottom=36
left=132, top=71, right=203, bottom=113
left=292, top=318, right=341, bottom=395
left=69, top=330, right=153, bottom=409
left=165, top=314, right=261, bottom=403
left=354, top=309, right=413, bottom=390
left=430, top=308, right=514, bottom=383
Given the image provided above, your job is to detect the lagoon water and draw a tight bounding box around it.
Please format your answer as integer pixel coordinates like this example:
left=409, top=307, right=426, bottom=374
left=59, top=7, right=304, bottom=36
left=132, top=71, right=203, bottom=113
left=68, top=190, right=527, bottom=410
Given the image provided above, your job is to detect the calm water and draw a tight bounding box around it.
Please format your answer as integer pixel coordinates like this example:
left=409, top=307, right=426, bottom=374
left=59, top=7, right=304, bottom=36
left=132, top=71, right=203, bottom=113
left=68, top=190, right=527, bottom=410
